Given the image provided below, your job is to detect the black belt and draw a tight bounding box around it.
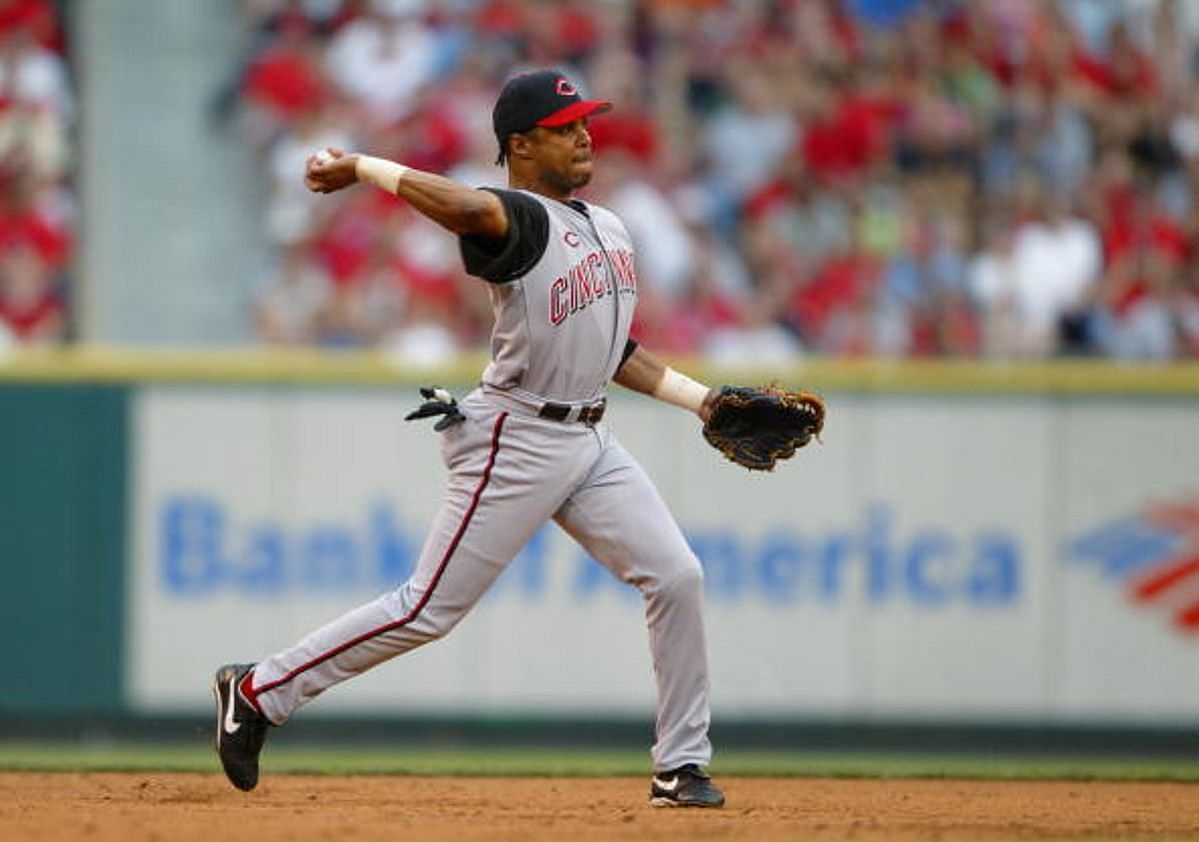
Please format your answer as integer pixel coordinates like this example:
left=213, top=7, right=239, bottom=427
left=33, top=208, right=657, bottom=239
left=538, top=399, right=606, bottom=425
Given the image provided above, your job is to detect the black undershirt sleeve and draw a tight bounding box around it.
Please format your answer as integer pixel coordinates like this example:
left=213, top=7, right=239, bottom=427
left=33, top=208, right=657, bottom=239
left=458, top=188, right=550, bottom=284
left=616, top=339, right=638, bottom=373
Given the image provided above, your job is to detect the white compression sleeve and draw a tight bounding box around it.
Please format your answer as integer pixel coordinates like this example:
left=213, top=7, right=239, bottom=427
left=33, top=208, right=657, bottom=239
left=653, top=367, right=710, bottom=415
left=355, top=156, right=409, bottom=194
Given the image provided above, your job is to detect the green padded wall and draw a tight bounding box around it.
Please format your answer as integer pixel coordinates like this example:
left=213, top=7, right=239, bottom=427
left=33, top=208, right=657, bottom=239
left=0, top=386, right=126, bottom=713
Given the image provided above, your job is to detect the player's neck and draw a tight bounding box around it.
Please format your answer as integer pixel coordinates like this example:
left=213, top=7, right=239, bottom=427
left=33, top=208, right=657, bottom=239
left=508, top=171, right=573, bottom=203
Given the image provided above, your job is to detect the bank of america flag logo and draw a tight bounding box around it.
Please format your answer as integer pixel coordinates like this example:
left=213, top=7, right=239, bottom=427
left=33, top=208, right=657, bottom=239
left=1068, top=496, right=1199, bottom=635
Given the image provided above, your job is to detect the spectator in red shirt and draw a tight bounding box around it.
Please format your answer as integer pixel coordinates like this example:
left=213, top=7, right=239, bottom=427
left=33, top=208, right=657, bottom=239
left=0, top=167, right=70, bottom=271
left=800, top=68, right=891, bottom=188
left=240, top=20, right=329, bottom=148
left=1093, top=243, right=1179, bottom=359
left=784, top=208, right=885, bottom=355
left=0, top=241, right=63, bottom=344
left=0, top=0, right=61, bottom=51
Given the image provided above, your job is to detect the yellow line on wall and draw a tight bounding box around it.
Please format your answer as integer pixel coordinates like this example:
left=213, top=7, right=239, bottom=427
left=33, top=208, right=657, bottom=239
left=0, top=347, right=487, bottom=386
left=1, top=347, right=1199, bottom=395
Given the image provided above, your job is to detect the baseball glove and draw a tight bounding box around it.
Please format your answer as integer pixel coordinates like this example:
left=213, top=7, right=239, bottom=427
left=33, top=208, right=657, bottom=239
left=702, top=384, right=825, bottom=471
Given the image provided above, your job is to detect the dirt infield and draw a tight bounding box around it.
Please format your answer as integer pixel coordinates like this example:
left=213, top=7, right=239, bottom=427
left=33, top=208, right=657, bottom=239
left=2, top=772, right=1198, bottom=841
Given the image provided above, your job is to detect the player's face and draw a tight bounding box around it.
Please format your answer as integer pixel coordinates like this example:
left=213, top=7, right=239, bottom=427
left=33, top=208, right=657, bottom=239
left=528, top=119, right=594, bottom=192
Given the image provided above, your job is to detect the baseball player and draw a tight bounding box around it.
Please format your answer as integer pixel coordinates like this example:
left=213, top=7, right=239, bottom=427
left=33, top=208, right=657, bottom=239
left=214, top=69, right=724, bottom=808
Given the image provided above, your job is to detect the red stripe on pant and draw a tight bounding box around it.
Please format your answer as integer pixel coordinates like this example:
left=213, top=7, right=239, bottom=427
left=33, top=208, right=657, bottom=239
left=251, top=412, right=509, bottom=698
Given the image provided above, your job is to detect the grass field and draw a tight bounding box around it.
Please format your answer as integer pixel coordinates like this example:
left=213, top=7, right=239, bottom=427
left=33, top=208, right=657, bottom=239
left=2, top=741, right=1197, bottom=782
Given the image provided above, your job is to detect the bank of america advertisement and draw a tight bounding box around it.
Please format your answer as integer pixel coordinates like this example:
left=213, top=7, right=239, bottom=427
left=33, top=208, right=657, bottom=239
left=128, top=387, right=1199, bottom=722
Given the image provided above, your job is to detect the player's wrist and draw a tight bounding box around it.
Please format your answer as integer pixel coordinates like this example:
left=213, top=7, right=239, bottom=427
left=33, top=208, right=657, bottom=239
left=355, top=155, right=409, bottom=194
left=653, top=368, right=710, bottom=417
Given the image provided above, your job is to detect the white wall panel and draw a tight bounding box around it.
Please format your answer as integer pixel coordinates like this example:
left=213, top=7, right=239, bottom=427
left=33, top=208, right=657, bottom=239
left=128, top=387, right=1199, bottom=723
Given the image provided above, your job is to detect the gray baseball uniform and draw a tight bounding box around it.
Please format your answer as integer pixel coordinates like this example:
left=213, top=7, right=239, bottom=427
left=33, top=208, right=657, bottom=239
left=244, top=189, right=712, bottom=772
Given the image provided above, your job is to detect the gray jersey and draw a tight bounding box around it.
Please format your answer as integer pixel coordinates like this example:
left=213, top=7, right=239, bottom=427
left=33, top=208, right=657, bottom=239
left=479, top=192, right=637, bottom=403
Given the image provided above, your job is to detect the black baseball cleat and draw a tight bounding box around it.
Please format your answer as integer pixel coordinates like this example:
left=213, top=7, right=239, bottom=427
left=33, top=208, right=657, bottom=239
left=212, top=663, right=270, bottom=791
left=649, top=764, right=725, bottom=808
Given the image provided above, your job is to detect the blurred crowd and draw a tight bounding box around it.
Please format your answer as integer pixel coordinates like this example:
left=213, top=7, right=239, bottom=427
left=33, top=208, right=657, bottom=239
left=0, top=0, right=71, bottom=348
left=225, top=0, right=1199, bottom=361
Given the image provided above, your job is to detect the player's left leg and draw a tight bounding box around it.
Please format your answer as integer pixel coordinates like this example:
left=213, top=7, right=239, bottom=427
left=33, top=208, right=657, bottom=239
left=553, top=429, right=723, bottom=808
left=214, top=406, right=600, bottom=791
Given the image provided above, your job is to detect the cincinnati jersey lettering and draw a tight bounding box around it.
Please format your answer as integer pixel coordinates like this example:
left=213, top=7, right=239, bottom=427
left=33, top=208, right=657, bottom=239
left=549, top=247, right=637, bottom=326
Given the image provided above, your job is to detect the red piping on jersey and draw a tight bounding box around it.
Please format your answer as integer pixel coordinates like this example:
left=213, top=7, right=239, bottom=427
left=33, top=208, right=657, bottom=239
left=251, top=412, right=509, bottom=698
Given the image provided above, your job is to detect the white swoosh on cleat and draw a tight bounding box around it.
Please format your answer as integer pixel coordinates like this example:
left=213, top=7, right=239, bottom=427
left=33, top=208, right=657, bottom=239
left=223, top=678, right=241, bottom=735
left=653, top=776, right=679, bottom=793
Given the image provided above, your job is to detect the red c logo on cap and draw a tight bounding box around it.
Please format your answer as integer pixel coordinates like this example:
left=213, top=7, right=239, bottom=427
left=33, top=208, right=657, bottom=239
left=556, top=79, right=577, bottom=96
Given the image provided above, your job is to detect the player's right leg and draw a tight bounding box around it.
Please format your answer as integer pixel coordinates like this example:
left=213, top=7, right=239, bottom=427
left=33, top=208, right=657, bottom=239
left=213, top=404, right=599, bottom=791
left=553, top=432, right=723, bottom=808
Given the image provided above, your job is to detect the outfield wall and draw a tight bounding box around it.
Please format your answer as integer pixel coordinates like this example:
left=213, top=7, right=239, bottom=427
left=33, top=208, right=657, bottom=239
left=2, top=351, right=1198, bottom=726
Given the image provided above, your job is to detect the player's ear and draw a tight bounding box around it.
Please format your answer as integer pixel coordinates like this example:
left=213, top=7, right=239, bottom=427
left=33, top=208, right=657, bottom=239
left=509, top=132, right=535, bottom=161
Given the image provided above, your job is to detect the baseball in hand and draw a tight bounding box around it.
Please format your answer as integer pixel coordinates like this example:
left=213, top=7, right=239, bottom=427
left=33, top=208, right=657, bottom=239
left=314, top=149, right=335, bottom=166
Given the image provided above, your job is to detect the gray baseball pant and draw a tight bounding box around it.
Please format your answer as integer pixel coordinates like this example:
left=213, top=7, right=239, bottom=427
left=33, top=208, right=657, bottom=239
left=247, top=394, right=713, bottom=772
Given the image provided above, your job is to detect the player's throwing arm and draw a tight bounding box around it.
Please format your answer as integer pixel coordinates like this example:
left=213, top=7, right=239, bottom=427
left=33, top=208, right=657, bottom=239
left=304, top=148, right=509, bottom=238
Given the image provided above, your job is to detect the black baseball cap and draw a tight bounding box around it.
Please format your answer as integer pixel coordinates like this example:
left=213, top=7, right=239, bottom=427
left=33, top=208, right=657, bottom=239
left=493, top=70, right=612, bottom=163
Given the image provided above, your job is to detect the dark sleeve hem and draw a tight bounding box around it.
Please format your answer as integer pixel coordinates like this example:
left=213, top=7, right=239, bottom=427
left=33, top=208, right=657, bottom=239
left=616, top=338, right=639, bottom=373
left=459, top=189, right=550, bottom=284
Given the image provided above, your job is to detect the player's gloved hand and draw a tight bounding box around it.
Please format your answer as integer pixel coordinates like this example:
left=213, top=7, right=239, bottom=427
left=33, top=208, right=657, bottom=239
left=702, top=384, right=825, bottom=471
left=404, top=386, right=466, bottom=432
